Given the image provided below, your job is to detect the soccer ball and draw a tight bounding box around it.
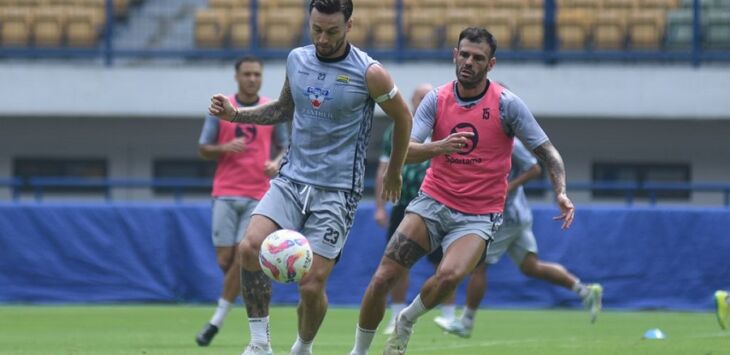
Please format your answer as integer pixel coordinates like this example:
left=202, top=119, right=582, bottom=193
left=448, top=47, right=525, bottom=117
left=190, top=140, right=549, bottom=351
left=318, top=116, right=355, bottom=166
left=259, top=229, right=313, bottom=283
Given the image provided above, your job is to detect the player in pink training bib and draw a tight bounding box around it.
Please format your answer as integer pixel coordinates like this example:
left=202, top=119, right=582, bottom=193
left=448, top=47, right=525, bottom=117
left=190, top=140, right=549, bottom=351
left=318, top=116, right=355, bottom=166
left=196, top=57, right=288, bottom=347
left=350, top=27, right=575, bottom=355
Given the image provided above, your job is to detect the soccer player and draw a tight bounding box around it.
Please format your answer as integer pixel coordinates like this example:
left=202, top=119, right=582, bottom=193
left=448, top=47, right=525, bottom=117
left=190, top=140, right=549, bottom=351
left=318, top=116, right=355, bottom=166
left=433, top=139, right=602, bottom=339
left=349, top=27, right=575, bottom=355
left=208, top=1, right=412, bottom=354
left=374, top=83, right=447, bottom=336
left=195, top=56, right=290, bottom=347
left=716, top=290, right=729, bottom=330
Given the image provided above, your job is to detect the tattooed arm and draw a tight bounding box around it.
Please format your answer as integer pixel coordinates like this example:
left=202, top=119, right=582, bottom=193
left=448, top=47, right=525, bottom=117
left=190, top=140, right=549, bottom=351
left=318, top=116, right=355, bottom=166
left=533, top=141, right=575, bottom=229
left=208, top=77, right=295, bottom=125
left=532, top=141, right=566, bottom=196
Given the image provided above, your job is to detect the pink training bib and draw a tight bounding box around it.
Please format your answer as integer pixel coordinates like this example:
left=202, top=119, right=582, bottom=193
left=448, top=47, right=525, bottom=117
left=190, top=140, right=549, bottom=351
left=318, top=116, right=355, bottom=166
left=420, top=81, right=513, bottom=214
left=212, top=95, right=274, bottom=199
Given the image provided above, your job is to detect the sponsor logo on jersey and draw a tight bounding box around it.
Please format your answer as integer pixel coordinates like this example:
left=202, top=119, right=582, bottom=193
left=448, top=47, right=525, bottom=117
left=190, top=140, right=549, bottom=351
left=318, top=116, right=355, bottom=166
left=444, top=122, right=483, bottom=164
left=317, top=73, right=327, bottom=80
left=235, top=124, right=257, bottom=144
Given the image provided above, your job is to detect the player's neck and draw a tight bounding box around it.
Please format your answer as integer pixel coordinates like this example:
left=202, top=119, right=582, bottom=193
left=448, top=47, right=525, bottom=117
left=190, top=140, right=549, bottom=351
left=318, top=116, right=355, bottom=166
left=236, top=93, right=259, bottom=106
left=316, top=43, right=351, bottom=63
left=456, top=79, right=489, bottom=101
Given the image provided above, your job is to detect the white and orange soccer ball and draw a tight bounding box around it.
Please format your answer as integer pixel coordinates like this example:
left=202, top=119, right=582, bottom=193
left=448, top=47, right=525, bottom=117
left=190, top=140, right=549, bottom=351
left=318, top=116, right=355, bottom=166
left=258, top=229, right=313, bottom=283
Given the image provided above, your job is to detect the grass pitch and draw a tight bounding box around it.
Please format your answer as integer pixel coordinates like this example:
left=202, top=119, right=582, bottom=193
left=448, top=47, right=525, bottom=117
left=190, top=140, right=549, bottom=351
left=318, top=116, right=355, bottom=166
left=0, top=305, right=727, bottom=354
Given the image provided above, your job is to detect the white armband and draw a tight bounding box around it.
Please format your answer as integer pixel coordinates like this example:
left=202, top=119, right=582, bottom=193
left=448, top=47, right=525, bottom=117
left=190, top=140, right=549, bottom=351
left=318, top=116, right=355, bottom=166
left=374, top=86, right=398, bottom=103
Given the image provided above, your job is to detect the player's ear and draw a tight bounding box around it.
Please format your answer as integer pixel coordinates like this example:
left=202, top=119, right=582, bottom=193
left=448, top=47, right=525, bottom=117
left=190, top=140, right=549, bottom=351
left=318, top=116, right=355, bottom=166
left=487, top=57, right=496, bottom=72
left=452, top=48, right=458, bottom=64
left=346, top=18, right=352, bottom=33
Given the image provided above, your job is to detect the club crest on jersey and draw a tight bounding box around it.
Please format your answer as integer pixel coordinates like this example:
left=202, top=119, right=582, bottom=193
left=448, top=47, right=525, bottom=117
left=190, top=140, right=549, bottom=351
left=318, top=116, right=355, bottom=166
left=306, top=86, right=331, bottom=109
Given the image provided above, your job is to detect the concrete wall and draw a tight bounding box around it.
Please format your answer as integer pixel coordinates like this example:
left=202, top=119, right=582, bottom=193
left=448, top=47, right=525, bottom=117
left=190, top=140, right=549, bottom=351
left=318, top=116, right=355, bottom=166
left=1, top=115, right=728, bottom=205
left=1, top=62, right=729, bottom=119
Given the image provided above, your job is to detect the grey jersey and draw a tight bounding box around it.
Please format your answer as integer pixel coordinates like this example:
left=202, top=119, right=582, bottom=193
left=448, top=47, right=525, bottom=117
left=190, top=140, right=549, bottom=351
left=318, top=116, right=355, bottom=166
left=279, top=44, right=378, bottom=194
left=411, top=81, right=549, bottom=150
left=504, top=139, right=538, bottom=226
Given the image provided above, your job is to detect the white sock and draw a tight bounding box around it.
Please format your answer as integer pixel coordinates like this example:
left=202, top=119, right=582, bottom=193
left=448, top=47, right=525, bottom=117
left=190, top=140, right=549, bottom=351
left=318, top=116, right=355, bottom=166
left=209, top=298, right=233, bottom=327
left=390, top=303, right=406, bottom=322
left=572, top=280, right=590, bottom=299
left=249, top=316, right=270, bottom=347
left=401, top=294, right=429, bottom=323
left=441, top=304, right=456, bottom=320
left=291, top=335, right=313, bottom=355
left=350, top=325, right=376, bottom=354
left=461, top=306, right=478, bottom=328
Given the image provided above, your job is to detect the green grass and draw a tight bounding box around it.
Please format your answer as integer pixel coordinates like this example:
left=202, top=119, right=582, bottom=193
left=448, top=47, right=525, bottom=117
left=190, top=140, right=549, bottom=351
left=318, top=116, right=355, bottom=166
left=0, top=305, right=727, bottom=355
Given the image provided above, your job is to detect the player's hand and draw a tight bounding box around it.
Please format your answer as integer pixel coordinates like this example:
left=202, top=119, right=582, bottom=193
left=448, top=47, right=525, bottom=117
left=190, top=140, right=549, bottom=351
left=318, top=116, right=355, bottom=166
left=553, top=193, right=575, bottom=230
left=438, top=131, right=474, bottom=155
left=209, top=94, right=236, bottom=121
left=264, top=160, right=279, bottom=177
left=223, top=138, right=246, bottom=153
left=381, top=166, right=402, bottom=204
left=374, top=206, right=389, bottom=228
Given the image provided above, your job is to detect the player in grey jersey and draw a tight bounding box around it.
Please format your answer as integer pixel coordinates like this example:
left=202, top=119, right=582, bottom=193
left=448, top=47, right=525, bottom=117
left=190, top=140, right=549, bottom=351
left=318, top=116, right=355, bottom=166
left=208, top=1, right=412, bottom=354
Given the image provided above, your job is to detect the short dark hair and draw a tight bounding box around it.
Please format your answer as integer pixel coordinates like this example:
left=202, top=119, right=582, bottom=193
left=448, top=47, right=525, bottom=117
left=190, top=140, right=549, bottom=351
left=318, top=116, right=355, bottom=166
left=234, top=56, right=262, bottom=71
left=458, top=27, right=497, bottom=58
left=309, top=0, right=353, bottom=22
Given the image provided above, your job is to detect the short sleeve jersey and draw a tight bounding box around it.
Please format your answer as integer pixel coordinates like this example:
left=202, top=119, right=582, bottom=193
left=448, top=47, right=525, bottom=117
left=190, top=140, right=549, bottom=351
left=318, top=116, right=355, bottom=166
left=279, top=44, right=378, bottom=195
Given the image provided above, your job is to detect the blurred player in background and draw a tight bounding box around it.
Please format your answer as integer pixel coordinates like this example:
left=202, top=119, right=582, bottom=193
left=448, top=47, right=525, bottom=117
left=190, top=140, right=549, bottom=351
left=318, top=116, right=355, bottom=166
left=434, top=139, right=602, bottom=339
left=716, top=290, right=729, bottom=330
left=374, top=83, right=445, bottom=335
left=350, top=27, right=575, bottom=355
left=195, top=56, right=289, bottom=347
left=208, top=1, right=412, bottom=354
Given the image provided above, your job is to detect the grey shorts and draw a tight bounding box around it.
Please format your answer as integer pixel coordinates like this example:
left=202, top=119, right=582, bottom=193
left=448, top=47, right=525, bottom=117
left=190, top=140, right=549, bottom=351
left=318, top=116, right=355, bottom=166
left=405, top=192, right=502, bottom=255
left=485, top=221, right=538, bottom=265
left=252, top=176, right=360, bottom=260
left=211, top=197, right=259, bottom=247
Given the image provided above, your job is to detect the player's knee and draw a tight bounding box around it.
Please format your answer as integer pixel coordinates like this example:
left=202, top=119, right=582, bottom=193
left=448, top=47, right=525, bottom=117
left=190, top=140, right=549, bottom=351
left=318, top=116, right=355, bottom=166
left=237, top=239, right=258, bottom=265
left=298, top=277, right=325, bottom=301
left=370, top=269, right=399, bottom=294
left=216, top=255, right=232, bottom=272
left=520, top=259, right=539, bottom=277
left=435, top=268, right=462, bottom=291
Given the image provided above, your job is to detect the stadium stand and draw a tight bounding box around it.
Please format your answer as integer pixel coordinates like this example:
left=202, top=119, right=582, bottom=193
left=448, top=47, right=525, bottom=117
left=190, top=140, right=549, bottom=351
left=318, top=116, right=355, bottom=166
left=229, top=8, right=251, bottom=48
left=0, top=0, right=138, bottom=48
left=260, top=4, right=305, bottom=48
left=0, top=0, right=725, bottom=58
left=594, top=10, right=628, bottom=49
left=558, top=8, right=593, bottom=50
left=186, top=0, right=730, bottom=52
left=629, top=9, right=666, bottom=49
left=517, top=9, right=545, bottom=49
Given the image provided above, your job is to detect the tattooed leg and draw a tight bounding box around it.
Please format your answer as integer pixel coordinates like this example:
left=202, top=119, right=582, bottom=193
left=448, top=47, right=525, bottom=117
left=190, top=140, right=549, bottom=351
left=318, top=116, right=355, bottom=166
left=236, top=215, right=279, bottom=318
left=241, top=269, right=272, bottom=317
left=357, top=214, right=430, bottom=330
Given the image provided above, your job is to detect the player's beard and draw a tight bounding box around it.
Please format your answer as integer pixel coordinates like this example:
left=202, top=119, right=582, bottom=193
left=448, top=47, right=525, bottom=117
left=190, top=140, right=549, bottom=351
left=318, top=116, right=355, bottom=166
left=315, top=34, right=347, bottom=58
left=456, top=65, right=487, bottom=89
